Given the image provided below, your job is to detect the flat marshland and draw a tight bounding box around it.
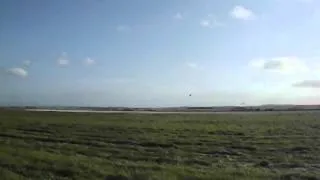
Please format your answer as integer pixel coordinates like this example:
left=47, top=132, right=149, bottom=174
left=0, top=110, right=319, bottom=180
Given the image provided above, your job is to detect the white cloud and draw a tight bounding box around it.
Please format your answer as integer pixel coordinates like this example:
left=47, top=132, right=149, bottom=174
left=230, top=5, right=256, bottom=20
left=57, top=52, right=69, bottom=66
left=7, top=67, right=28, bottom=78
left=200, top=15, right=224, bottom=28
left=249, top=56, right=308, bottom=74
left=116, top=25, right=131, bottom=32
left=84, top=57, right=95, bottom=65
left=174, top=13, right=183, bottom=20
left=293, top=80, right=320, bottom=88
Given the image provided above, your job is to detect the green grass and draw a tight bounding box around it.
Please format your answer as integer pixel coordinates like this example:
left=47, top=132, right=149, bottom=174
left=0, top=110, right=319, bottom=180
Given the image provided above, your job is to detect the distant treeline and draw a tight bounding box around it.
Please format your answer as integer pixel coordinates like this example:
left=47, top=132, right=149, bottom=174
left=2, top=105, right=320, bottom=112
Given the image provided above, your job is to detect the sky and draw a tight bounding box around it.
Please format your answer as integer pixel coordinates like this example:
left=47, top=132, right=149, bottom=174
left=1, top=0, right=320, bottom=107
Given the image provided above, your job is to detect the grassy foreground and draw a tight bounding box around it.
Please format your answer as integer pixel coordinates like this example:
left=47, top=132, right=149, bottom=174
left=0, top=110, right=319, bottom=180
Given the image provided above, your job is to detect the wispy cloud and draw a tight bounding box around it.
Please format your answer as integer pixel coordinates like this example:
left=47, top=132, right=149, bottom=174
left=174, top=13, right=183, bottom=20
left=276, top=0, right=314, bottom=4
left=186, top=62, right=200, bottom=69
left=84, top=57, right=95, bottom=65
left=23, top=60, right=31, bottom=67
left=104, top=77, right=135, bottom=84
left=290, top=0, right=315, bottom=3
left=200, top=20, right=211, bottom=28
left=116, top=25, right=131, bottom=32
left=296, top=0, right=314, bottom=3
left=200, top=14, right=224, bottom=28
left=293, top=80, right=320, bottom=88
left=77, top=77, right=135, bottom=86
left=230, top=5, right=256, bottom=20
left=249, top=56, right=308, bottom=74
left=57, top=52, right=69, bottom=66
left=7, top=67, right=28, bottom=78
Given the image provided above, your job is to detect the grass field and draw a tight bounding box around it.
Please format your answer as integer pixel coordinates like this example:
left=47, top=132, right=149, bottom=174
left=0, top=110, right=319, bottom=180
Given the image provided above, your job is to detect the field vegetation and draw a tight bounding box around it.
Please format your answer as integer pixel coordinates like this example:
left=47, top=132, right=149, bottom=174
left=0, top=110, right=319, bottom=180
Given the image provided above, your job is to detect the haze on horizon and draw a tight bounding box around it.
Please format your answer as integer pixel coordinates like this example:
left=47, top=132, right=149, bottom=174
left=1, top=0, right=320, bottom=107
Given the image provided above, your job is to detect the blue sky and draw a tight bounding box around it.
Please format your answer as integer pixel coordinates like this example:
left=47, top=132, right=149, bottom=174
left=1, top=0, right=320, bottom=107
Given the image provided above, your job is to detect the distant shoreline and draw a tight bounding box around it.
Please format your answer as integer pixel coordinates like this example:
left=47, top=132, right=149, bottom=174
left=1, top=104, right=320, bottom=113
left=22, top=108, right=320, bottom=114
